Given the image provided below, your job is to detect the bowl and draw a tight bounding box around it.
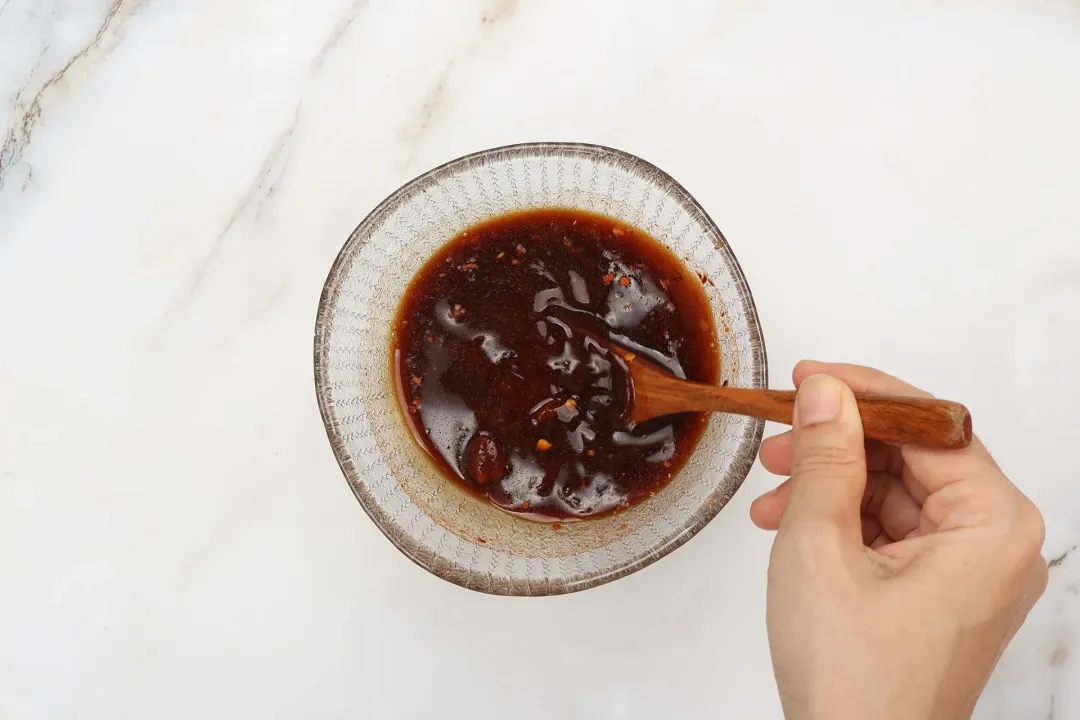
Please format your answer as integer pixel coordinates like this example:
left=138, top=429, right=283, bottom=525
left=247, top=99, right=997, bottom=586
left=314, top=143, right=766, bottom=595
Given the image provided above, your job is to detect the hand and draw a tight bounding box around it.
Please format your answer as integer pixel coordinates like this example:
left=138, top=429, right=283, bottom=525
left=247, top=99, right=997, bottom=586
left=750, top=361, right=1047, bottom=720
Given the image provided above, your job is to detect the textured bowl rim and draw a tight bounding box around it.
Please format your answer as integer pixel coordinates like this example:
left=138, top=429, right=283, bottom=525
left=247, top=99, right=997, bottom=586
left=314, top=142, right=768, bottom=595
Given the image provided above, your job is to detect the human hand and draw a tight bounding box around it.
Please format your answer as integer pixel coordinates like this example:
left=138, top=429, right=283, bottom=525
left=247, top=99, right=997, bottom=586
left=750, top=361, right=1047, bottom=720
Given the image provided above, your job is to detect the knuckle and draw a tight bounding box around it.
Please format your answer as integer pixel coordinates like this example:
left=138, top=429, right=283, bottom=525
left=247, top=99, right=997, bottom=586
left=923, top=482, right=989, bottom=526
left=1032, top=557, right=1050, bottom=596
left=991, top=501, right=1048, bottom=581
left=1016, top=501, right=1047, bottom=554
left=792, top=443, right=860, bottom=478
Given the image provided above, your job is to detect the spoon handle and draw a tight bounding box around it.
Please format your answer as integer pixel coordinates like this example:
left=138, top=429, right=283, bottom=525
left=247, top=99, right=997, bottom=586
left=699, top=387, right=972, bottom=449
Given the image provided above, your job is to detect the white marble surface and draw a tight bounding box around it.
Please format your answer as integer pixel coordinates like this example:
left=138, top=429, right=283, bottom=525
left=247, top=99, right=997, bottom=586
left=2, top=0, right=1079, bottom=717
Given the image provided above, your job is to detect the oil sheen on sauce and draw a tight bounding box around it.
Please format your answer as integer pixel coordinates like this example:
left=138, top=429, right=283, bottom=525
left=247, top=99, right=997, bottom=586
left=391, top=209, right=719, bottom=520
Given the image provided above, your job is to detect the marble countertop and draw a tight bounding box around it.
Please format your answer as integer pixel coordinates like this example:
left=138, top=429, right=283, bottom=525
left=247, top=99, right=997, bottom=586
left=2, top=1, right=1079, bottom=717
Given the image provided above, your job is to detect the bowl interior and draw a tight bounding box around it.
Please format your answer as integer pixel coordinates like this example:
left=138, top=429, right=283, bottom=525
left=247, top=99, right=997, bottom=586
left=315, top=143, right=766, bottom=595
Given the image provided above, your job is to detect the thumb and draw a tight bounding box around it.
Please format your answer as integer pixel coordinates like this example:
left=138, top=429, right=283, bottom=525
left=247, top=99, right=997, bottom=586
left=779, top=373, right=867, bottom=543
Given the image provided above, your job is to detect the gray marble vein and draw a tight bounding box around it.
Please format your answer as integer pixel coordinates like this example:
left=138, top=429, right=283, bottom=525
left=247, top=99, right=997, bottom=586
left=1050, top=544, right=1077, bottom=568
left=311, top=0, right=370, bottom=72
left=481, top=0, right=520, bottom=26
left=0, top=0, right=140, bottom=188
left=398, top=0, right=522, bottom=161
left=173, top=101, right=303, bottom=313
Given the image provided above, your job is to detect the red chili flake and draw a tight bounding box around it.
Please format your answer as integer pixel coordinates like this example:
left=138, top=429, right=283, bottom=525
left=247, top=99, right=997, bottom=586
left=618, top=523, right=628, bottom=531
left=551, top=522, right=562, bottom=530
left=622, top=352, right=636, bottom=362
left=461, top=262, right=477, bottom=270
left=612, top=227, right=625, bottom=237
left=602, top=273, right=615, bottom=284
left=662, top=460, right=671, bottom=468
left=476, top=537, right=487, bottom=543
left=411, top=376, right=422, bottom=386
left=511, top=258, right=520, bottom=265
left=516, top=243, right=527, bottom=255
left=698, top=271, right=709, bottom=285
left=412, top=397, right=422, bottom=407
left=536, top=438, right=552, bottom=451
left=659, top=279, right=668, bottom=291
left=522, top=501, right=530, bottom=510
left=618, top=276, right=630, bottom=287
left=587, top=449, right=595, bottom=456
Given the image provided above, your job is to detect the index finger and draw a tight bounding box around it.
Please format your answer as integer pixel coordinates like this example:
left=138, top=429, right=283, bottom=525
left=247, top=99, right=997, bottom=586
left=793, top=360, right=933, bottom=398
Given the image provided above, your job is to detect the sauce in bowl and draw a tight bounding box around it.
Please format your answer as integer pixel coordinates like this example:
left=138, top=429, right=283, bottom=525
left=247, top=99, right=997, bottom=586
left=391, top=209, right=718, bottom=520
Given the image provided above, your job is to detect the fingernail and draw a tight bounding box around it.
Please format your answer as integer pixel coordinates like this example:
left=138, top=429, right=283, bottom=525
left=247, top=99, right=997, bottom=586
left=796, top=374, right=841, bottom=427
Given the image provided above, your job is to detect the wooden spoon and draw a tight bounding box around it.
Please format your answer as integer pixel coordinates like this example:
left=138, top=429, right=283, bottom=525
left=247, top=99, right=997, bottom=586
left=624, top=354, right=972, bottom=449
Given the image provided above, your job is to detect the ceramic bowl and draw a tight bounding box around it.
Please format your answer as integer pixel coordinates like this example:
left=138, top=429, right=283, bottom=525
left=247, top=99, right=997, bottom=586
left=314, top=143, right=766, bottom=595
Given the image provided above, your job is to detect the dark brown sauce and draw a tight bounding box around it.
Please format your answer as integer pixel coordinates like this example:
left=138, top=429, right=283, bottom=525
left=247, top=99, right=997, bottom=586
left=391, top=209, right=719, bottom=520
